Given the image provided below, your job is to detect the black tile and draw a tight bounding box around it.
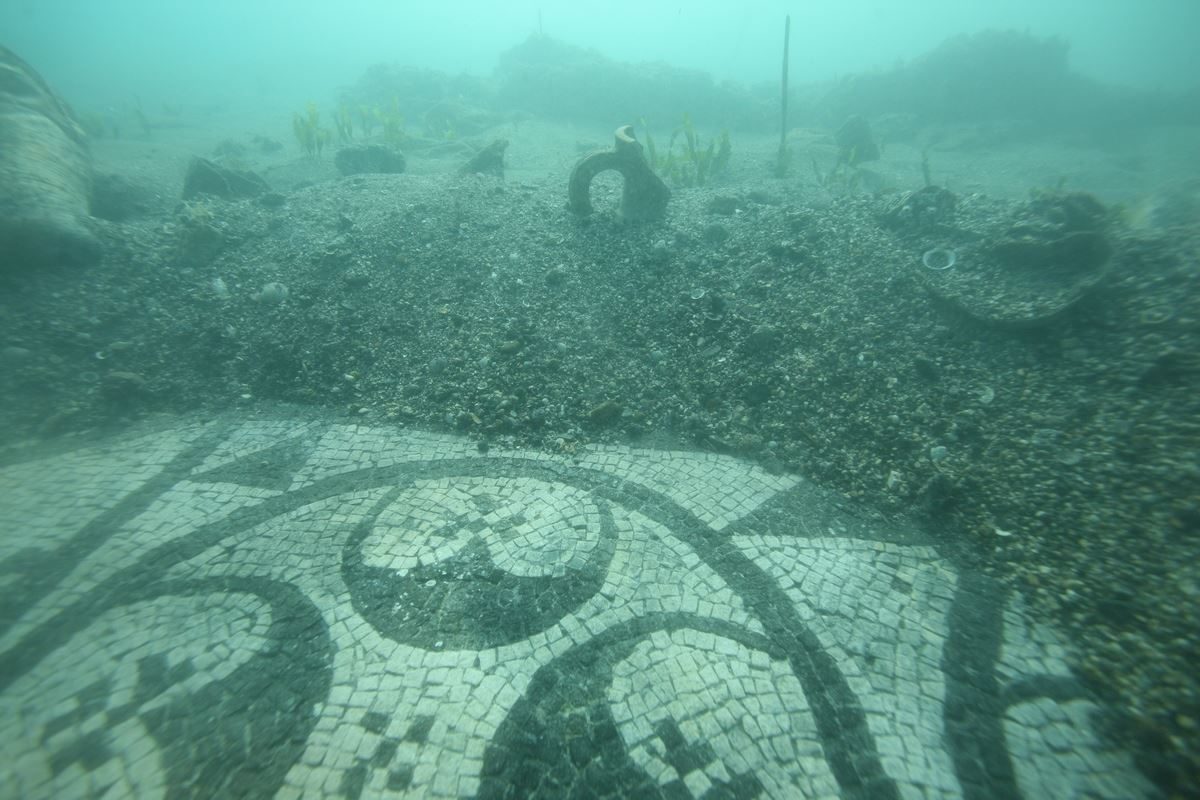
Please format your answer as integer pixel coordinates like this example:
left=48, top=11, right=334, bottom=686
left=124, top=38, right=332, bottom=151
left=49, top=730, right=112, bottom=774
left=403, top=715, right=434, bottom=743
left=360, top=711, right=388, bottom=735
left=339, top=762, right=367, bottom=799
left=387, top=765, right=414, bottom=791
left=371, top=738, right=399, bottom=768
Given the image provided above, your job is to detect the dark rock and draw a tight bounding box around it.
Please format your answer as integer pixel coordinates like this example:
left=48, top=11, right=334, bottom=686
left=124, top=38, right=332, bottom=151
left=182, top=157, right=269, bottom=201
left=587, top=400, right=623, bottom=425
left=1028, top=190, right=1108, bottom=232
left=460, top=139, right=508, bottom=178
left=917, top=471, right=959, bottom=518
left=883, top=185, right=957, bottom=230
left=836, top=115, right=880, bottom=164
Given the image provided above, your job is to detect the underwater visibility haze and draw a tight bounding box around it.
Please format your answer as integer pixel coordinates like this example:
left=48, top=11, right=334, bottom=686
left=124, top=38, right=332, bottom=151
left=0, top=1, right=1198, bottom=798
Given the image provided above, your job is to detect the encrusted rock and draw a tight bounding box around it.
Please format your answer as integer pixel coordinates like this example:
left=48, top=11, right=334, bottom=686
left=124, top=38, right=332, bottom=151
left=835, top=114, right=881, bottom=165
left=884, top=185, right=957, bottom=231
left=915, top=192, right=1113, bottom=327
left=182, top=157, right=269, bottom=200
left=460, top=139, right=508, bottom=178
left=587, top=399, right=623, bottom=425
left=0, top=45, right=101, bottom=270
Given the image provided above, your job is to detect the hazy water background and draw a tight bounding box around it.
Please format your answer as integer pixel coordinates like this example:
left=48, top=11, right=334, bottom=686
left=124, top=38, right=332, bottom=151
left=3, top=0, right=1198, bottom=117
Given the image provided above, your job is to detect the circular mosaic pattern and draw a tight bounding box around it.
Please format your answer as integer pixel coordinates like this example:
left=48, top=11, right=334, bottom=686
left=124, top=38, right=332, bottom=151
left=0, top=414, right=1156, bottom=799
left=347, top=476, right=615, bottom=649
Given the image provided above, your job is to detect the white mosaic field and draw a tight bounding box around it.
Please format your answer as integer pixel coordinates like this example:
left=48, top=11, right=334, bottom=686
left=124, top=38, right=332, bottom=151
left=0, top=415, right=1156, bottom=799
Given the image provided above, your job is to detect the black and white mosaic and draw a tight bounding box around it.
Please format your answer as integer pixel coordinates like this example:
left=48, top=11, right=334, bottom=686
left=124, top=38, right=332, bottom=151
left=0, top=415, right=1156, bottom=798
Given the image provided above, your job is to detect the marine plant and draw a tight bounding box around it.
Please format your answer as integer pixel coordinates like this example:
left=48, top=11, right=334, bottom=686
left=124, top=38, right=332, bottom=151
left=377, top=98, right=406, bottom=147
left=292, top=103, right=331, bottom=159
left=641, top=114, right=731, bottom=188
left=356, top=105, right=379, bottom=138
left=333, top=104, right=354, bottom=143
left=432, top=117, right=458, bottom=141
left=421, top=104, right=458, bottom=141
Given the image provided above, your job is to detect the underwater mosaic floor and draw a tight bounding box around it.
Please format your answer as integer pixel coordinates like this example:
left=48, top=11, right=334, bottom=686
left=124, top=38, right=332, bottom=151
left=0, top=414, right=1155, bottom=799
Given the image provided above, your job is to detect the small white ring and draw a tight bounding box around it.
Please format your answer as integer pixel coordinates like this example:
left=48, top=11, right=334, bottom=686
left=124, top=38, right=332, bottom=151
left=922, top=248, right=957, bottom=270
